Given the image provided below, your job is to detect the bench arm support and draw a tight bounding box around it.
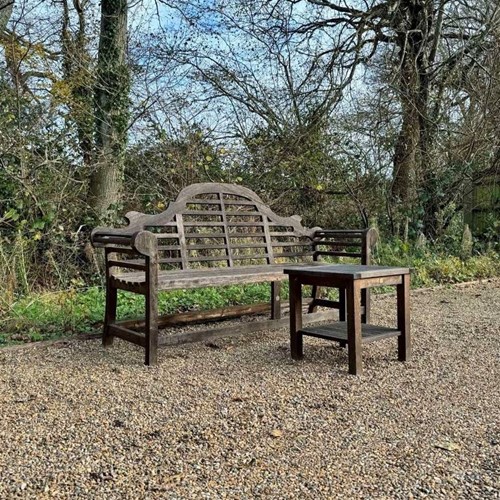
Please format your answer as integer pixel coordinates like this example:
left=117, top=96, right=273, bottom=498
left=312, top=227, right=378, bottom=265
left=91, top=229, right=158, bottom=258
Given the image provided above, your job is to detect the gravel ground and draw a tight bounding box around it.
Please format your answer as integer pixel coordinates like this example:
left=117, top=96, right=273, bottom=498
left=0, top=280, right=499, bottom=499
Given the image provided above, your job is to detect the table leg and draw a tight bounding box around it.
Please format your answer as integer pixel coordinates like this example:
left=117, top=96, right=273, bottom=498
left=290, top=277, right=303, bottom=360
left=339, top=287, right=346, bottom=321
left=338, top=287, right=347, bottom=348
left=346, top=280, right=362, bottom=375
left=397, top=273, right=411, bottom=361
left=361, top=288, right=371, bottom=323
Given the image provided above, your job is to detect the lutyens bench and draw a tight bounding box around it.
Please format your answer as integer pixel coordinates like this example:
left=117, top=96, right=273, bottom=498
left=91, top=183, right=377, bottom=364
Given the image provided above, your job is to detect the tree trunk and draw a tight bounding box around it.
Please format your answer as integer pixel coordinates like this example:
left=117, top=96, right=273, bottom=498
left=392, top=1, right=433, bottom=227
left=89, top=0, right=130, bottom=221
left=392, top=47, right=421, bottom=217
left=61, top=0, right=94, bottom=168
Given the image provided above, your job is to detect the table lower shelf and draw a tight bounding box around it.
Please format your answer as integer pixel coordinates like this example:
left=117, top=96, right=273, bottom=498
left=299, top=322, right=400, bottom=344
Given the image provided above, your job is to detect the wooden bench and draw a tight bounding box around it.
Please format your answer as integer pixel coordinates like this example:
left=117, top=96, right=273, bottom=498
left=91, top=183, right=377, bottom=364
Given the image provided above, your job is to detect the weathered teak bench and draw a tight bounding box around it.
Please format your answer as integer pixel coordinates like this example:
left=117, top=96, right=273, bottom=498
left=91, top=183, right=377, bottom=364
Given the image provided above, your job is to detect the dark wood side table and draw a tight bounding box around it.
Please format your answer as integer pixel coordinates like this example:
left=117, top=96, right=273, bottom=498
left=284, top=265, right=411, bottom=375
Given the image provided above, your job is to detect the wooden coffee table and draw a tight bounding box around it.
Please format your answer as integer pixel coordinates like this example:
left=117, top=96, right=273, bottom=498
left=284, top=265, right=411, bottom=375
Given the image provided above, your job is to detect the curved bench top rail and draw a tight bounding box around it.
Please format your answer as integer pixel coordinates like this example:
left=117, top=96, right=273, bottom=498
left=92, top=183, right=317, bottom=242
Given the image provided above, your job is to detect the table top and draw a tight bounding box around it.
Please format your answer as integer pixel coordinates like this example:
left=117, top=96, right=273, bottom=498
left=283, top=264, right=410, bottom=280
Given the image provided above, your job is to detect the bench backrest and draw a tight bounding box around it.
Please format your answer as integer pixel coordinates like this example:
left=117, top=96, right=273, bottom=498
left=92, top=183, right=376, bottom=272
left=123, top=183, right=317, bottom=270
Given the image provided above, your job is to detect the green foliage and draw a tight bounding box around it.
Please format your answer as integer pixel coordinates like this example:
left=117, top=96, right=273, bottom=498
left=125, top=127, right=226, bottom=212
left=0, top=80, right=93, bottom=293
left=373, top=236, right=500, bottom=288
left=236, top=125, right=379, bottom=229
left=1, top=287, right=103, bottom=344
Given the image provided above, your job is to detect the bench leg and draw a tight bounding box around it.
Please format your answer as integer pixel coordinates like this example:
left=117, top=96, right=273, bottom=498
left=271, top=281, right=282, bottom=320
left=397, top=274, right=411, bottom=362
left=103, top=285, right=117, bottom=346
left=290, top=277, right=303, bottom=360
left=346, top=281, right=362, bottom=375
left=145, top=286, right=159, bottom=366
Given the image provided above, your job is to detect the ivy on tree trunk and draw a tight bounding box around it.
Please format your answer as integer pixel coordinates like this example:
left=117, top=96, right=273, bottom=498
left=89, top=0, right=130, bottom=221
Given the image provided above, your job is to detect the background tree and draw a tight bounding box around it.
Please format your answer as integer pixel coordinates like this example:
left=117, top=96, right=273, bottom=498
left=60, top=0, right=95, bottom=168
left=152, top=0, right=376, bottom=224
left=286, top=0, right=500, bottom=236
left=89, top=0, right=130, bottom=221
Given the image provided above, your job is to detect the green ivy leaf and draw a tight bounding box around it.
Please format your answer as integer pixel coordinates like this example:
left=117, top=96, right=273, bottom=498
left=3, top=208, right=19, bottom=221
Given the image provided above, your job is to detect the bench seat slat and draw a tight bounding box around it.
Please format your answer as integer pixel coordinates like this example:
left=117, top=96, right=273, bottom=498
left=158, top=245, right=182, bottom=251
left=232, top=254, right=270, bottom=261
left=152, top=233, right=180, bottom=238
left=269, top=232, right=305, bottom=237
left=232, top=243, right=268, bottom=249
left=187, top=255, right=230, bottom=263
left=111, top=264, right=314, bottom=290
left=158, top=244, right=226, bottom=251
left=272, top=241, right=311, bottom=247
left=274, top=251, right=315, bottom=258
left=227, top=222, right=265, bottom=227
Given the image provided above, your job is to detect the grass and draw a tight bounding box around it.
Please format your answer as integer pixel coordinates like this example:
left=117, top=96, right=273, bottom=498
left=0, top=283, right=274, bottom=345
left=1, top=244, right=499, bottom=346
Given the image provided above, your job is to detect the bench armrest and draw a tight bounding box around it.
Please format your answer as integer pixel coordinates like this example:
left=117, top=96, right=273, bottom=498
left=91, top=228, right=158, bottom=258
left=314, top=227, right=378, bottom=243
left=312, top=227, right=378, bottom=264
